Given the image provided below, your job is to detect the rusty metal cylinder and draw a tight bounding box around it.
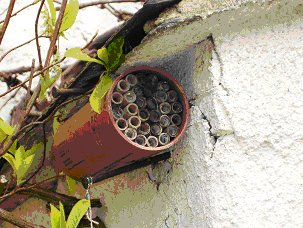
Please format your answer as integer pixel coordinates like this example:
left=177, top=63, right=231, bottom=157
left=51, top=66, right=190, bottom=181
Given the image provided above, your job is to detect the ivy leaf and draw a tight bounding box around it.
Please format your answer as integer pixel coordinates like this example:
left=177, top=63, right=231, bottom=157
left=60, top=0, right=79, bottom=32
left=107, top=36, right=124, bottom=71
left=66, top=199, right=90, bottom=228
left=47, top=0, right=56, bottom=26
left=60, top=202, right=67, bottom=228
left=89, top=73, right=113, bottom=114
left=50, top=204, right=61, bottom=228
left=0, top=118, right=14, bottom=135
left=64, top=48, right=104, bottom=65
left=66, top=175, right=76, bottom=195
left=97, top=47, right=108, bottom=67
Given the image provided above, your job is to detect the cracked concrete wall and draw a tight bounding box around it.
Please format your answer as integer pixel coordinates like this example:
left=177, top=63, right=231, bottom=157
left=89, top=0, right=303, bottom=227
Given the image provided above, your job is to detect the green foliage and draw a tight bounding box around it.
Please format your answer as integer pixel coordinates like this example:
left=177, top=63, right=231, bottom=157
left=64, top=48, right=104, bottom=65
left=89, top=73, right=112, bottom=114
left=39, top=72, right=61, bottom=101
left=2, top=143, right=43, bottom=185
left=47, top=0, right=56, bottom=26
left=66, top=175, right=76, bottom=195
left=44, top=0, right=79, bottom=36
left=0, top=117, right=14, bottom=136
left=53, top=111, right=61, bottom=135
left=66, top=199, right=90, bottom=227
left=50, top=204, right=61, bottom=228
left=60, top=0, right=79, bottom=33
left=64, top=37, right=124, bottom=113
left=50, top=200, right=90, bottom=228
left=107, top=36, right=124, bottom=71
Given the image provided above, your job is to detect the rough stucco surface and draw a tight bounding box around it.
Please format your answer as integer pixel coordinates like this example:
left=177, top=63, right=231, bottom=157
left=89, top=1, right=303, bottom=227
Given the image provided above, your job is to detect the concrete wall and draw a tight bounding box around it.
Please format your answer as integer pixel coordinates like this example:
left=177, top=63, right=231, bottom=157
left=90, top=1, right=303, bottom=227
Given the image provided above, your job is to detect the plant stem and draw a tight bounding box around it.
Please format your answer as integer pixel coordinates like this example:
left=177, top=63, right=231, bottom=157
left=0, top=0, right=16, bottom=44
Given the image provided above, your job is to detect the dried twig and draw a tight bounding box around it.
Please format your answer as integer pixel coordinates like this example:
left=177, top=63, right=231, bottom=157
left=0, top=57, right=65, bottom=99
left=55, top=0, right=143, bottom=10
left=0, top=0, right=16, bottom=44
left=0, top=60, right=36, bottom=158
left=44, top=0, right=68, bottom=69
left=105, top=4, right=133, bottom=21
left=35, top=0, right=46, bottom=71
left=0, top=36, right=48, bottom=63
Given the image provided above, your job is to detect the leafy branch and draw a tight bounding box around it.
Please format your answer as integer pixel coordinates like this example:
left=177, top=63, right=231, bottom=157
left=64, top=36, right=124, bottom=113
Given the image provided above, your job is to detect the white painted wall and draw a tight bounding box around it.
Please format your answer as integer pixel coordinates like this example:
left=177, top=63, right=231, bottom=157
left=1, top=0, right=303, bottom=227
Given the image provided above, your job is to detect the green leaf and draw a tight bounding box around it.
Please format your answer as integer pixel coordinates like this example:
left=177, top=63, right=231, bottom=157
left=107, top=36, right=124, bottom=71
left=14, top=144, right=42, bottom=185
left=0, top=118, right=14, bottom=135
left=60, top=0, right=79, bottom=32
left=64, top=48, right=103, bottom=65
left=39, top=72, right=60, bottom=101
left=2, top=153, right=16, bottom=173
left=97, top=47, right=108, bottom=67
left=26, top=142, right=43, bottom=157
left=66, top=175, right=76, bottom=195
left=8, top=140, right=18, bottom=155
left=47, top=0, right=56, bottom=26
left=53, top=111, right=60, bottom=135
left=89, top=73, right=113, bottom=114
left=60, top=202, right=67, bottom=228
left=50, top=204, right=61, bottom=228
left=66, top=199, right=90, bottom=228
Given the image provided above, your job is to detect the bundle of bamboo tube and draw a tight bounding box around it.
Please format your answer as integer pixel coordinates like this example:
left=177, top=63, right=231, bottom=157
left=111, top=73, right=183, bottom=148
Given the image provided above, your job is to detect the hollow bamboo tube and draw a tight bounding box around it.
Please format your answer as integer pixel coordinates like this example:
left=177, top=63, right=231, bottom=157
left=116, top=118, right=128, bottom=131
left=122, top=91, right=136, bottom=106
left=137, top=122, right=150, bottom=135
left=167, top=90, right=178, bottom=103
left=123, top=103, right=138, bottom=119
left=165, top=125, right=179, bottom=137
left=135, top=96, right=147, bottom=108
left=138, top=109, right=150, bottom=122
left=170, top=114, right=182, bottom=126
left=171, top=102, right=183, bottom=113
left=159, top=102, right=171, bottom=115
left=112, top=92, right=123, bottom=105
left=149, top=110, right=160, bottom=123
left=157, top=81, right=170, bottom=92
left=124, top=128, right=137, bottom=141
left=147, top=136, right=159, bottom=147
left=135, top=135, right=147, bottom=146
left=159, top=115, right=170, bottom=128
left=155, top=90, right=168, bottom=103
left=112, top=106, right=123, bottom=119
left=116, top=79, right=130, bottom=93
left=126, top=74, right=138, bottom=87
left=159, top=133, right=171, bottom=146
left=150, top=124, right=162, bottom=136
left=128, top=116, right=141, bottom=129
left=146, top=98, right=157, bottom=110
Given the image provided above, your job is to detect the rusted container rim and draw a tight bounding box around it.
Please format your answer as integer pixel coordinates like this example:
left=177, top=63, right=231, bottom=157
left=107, top=66, right=189, bottom=152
